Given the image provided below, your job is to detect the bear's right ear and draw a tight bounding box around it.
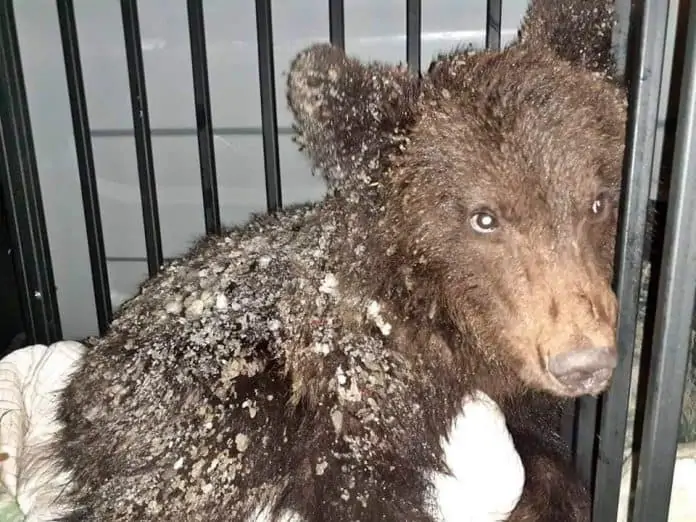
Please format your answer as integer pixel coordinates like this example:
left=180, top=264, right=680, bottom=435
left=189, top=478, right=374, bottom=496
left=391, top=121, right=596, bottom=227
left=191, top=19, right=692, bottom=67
left=287, top=44, right=421, bottom=188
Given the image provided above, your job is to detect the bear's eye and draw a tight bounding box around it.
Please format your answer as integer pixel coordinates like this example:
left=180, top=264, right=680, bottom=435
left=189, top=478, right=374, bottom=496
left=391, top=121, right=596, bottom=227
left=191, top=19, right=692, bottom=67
left=589, top=192, right=611, bottom=221
left=469, top=211, right=498, bottom=234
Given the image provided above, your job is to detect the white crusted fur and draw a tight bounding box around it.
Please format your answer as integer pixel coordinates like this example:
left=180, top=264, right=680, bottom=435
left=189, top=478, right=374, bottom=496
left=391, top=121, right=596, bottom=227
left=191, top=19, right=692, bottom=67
left=1, top=344, right=524, bottom=521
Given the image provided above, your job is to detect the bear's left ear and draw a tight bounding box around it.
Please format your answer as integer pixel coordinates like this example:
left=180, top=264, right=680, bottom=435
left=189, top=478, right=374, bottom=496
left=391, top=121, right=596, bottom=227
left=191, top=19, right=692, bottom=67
left=287, top=44, right=421, bottom=188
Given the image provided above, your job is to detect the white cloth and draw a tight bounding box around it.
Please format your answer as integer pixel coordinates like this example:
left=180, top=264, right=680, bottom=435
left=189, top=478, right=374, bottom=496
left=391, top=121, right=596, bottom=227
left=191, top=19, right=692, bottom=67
left=0, top=341, right=84, bottom=521
left=431, top=391, right=525, bottom=521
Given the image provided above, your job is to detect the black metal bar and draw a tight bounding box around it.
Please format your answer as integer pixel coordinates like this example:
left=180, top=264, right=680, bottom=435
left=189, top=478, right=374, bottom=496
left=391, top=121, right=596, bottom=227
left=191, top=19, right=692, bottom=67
left=572, top=396, right=599, bottom=489
left=120, top=0, right=163, bottom=276
left=329, top=0, right=345, bottom=50
left=186, top=0, right=221, bottom=236
left=486, top=0, right=502, bottom=51
left=254, top=0, right=282, bottom=212
left=653, top=0, right=691, bottom=206
left=0, top=1, right=62, bottom=345
left=406, top=0, right=421, bottom=74
left=632, top=1, right=696, bottom=519
left=592, top=0, right=674, bottom=519
left=57, top=0, right=112, bottom=334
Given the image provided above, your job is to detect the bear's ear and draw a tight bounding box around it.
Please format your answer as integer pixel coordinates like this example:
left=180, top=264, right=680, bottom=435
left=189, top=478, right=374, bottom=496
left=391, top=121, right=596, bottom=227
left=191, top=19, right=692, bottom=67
left=287, top=44, right=421, bottom=188
left=517, top=0, right=617, bottom=78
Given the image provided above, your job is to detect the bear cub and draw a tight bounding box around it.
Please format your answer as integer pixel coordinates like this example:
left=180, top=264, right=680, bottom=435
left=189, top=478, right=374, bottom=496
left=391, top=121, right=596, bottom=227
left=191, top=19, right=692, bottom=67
left=56, top=0, right=626, bottom=520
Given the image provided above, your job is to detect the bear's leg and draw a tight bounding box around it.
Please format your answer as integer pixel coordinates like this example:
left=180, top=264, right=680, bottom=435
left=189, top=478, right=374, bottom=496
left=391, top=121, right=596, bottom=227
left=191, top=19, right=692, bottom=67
left=506, top=443, right=591, bottom=522
left=503, top=396, right=591, bottom=522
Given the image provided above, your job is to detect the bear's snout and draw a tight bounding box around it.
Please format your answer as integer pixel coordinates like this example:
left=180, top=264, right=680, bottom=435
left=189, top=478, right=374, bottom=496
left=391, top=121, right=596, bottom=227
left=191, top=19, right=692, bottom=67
left=547, top=345, right=617, bottom=396
left=501, top=258, right=620, bottom=397
left=536, top=279, right=618, bottom=396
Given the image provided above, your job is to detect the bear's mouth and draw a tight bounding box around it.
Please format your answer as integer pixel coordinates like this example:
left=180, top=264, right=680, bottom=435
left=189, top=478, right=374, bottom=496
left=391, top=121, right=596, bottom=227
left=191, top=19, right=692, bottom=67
left=549, top=367, right=614, bottom=397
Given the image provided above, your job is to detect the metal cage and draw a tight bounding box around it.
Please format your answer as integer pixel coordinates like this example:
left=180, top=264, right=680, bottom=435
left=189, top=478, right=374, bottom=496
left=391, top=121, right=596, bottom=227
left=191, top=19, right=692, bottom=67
left=1, top=1, right=694, bottom=521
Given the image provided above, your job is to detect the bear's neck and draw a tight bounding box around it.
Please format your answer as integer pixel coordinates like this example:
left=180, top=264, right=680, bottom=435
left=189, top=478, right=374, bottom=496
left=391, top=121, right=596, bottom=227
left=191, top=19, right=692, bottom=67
left=319, top=184, right=526, bottom=406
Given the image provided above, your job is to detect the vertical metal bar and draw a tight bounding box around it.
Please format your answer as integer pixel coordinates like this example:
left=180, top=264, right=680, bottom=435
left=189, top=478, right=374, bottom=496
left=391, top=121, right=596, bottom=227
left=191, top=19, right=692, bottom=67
left=120, top=0, right=163, bottom=276
left=56, top=0, right=112, bottom=334
left=329, top=0, right=345, bottom=50
left=486, top=0, right=502, bottom=51
left=611, top=0, right=633, bottom=80
left=406, top=0, right=421, bottom=74
left=186, top=0, right=221, bottom=236
left=254, top=0, right=282, bottom=212
left=647, top=0, right=682, bottom=203
left=573, top=396, right=599, bottom=489
left=593, top=0, right=674, bottom=520
left=632, top=0, right=696, bottom=519
left=0, top=0, right=62, bottom=345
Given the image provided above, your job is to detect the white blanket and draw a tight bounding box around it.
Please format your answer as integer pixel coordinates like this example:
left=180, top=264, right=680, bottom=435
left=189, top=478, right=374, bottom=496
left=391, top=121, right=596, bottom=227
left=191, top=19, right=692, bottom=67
left=0, top=341, right=84, bottom=521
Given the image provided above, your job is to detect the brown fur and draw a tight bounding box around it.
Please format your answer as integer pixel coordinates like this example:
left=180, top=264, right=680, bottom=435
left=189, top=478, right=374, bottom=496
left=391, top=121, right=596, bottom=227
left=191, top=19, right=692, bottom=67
left=518, top=0, right=619, bottom=78
left=284, top=0, right=626, bottom=518
left=56, top=1, right=627, bottom=520
left=401, top=44, right=624, bottom=397
left=287, top=30, right=626, bottom=404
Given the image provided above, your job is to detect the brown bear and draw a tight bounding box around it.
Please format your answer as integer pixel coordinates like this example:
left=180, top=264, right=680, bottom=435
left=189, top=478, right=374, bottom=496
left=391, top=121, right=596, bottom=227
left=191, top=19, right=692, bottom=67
left=55, top=0, right=627, bottom=520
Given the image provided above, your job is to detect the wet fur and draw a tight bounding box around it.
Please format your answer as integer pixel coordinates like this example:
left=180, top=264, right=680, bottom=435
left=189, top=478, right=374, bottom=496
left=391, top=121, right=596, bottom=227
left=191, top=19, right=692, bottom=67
left=55, top=1, right=626, bottom=520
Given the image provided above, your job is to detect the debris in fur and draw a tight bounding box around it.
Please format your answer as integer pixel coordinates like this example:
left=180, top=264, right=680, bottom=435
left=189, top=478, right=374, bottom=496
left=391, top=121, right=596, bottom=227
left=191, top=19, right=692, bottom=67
left=366, top=300, right=392, bottom=336
left=56, top=1, right=626, bottom=520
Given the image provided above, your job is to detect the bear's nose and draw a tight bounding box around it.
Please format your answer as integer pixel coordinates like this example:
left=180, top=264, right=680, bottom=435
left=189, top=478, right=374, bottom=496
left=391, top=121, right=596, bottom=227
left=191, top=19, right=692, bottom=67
left=547, top=346, right=617, bottom=393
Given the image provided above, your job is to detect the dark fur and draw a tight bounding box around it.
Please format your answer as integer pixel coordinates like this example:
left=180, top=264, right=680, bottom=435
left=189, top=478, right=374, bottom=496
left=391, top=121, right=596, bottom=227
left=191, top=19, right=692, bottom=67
left=55, top=1, right=626, bottom=520
left=518, top=0, right=618, bottom=78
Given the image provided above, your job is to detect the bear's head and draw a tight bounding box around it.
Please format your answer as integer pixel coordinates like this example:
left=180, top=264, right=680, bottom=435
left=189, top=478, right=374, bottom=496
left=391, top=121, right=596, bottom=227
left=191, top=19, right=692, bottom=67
left=287, top=42, right=626, bottom=399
